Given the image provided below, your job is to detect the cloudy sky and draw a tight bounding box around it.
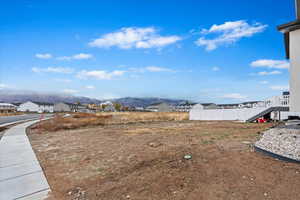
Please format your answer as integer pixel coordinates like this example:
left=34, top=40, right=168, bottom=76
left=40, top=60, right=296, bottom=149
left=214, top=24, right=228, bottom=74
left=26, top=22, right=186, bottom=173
left=0, top=0, right=295, bottom=103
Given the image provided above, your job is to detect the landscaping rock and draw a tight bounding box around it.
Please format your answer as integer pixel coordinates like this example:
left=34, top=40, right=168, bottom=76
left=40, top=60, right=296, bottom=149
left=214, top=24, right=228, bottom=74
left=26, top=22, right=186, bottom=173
left=255, top=125, right=300, bottom=161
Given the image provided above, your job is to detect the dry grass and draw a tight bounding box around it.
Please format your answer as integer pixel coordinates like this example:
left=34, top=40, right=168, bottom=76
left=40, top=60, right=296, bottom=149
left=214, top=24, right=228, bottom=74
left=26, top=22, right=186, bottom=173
left=0, top=112, right=24, bottom=116
left=31, top=113, right=112, bottom=132
left=33, top=112, right=189, bottom=132
left=97, top=112, right=189, bottom=123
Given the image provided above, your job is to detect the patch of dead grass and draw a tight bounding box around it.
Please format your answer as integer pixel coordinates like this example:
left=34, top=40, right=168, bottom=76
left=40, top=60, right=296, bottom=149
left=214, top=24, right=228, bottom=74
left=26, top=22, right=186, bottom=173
left=32, top=112, right=189, bottom=132
left=31, top=113, right=112, bottom=132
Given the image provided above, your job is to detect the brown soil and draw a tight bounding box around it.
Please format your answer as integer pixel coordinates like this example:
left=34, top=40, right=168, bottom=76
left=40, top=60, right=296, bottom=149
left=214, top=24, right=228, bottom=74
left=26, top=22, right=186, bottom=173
left=28, top=119, right=300, bottom=200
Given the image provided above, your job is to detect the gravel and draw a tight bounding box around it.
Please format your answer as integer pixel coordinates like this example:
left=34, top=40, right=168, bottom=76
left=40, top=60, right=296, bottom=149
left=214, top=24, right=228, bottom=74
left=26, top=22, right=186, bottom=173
left=255, top=125, right=300, bottom=161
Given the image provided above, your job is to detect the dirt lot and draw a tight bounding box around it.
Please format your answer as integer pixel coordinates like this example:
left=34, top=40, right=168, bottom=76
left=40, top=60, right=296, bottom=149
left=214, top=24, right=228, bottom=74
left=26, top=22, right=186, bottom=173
left=28, top=113, right=300, bottom=200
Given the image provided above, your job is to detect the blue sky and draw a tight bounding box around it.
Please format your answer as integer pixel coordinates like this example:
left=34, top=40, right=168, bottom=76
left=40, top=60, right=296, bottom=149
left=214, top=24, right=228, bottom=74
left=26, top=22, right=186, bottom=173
left=0, top=0, right=295, bottom=103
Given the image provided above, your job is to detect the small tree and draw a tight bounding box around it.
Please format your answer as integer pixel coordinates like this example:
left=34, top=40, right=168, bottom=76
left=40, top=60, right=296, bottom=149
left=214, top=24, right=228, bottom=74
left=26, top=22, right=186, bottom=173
left=114, top=103, right=122, bottom=111
left=101, top=104, right=107, bottom=111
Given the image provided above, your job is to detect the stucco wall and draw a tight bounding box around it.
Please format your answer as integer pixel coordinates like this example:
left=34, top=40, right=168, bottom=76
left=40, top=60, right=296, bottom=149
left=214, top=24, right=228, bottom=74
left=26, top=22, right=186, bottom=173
left=290, top=29, right=300, bottom=112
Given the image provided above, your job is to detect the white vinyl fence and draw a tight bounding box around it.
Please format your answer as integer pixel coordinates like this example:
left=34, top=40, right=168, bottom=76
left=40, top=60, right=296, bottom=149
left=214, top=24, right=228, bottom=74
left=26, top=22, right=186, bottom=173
left=189, top=107, right=267, bottom=122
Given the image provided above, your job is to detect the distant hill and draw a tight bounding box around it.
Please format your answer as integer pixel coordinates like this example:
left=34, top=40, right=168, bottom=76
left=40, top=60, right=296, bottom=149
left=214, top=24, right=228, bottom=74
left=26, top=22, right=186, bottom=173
left=0, top=90, right=190, bottom=107
left=110, top=97, right=188, bottom=107
left=0, top=90, right=101, bottom=104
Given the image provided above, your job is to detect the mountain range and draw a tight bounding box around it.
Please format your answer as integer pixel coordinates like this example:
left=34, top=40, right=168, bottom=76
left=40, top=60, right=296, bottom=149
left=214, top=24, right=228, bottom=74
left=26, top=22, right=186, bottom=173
left=0, top=90, right=190, bottom=107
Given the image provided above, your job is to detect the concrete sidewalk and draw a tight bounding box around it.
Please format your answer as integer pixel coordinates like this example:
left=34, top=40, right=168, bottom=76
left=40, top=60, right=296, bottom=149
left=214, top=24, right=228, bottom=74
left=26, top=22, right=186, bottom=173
left=0, top=120, right=50, bottom=200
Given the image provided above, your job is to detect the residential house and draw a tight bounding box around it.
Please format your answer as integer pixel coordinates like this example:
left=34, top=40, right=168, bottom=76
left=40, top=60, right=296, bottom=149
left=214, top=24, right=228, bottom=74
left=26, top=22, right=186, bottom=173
left=87, top=103, right=102, bottom=112
left=200, top=103, right=218, bottom=110
left=217, top=103, right=240, bottom=109
left=54, top=102, right=79, bottom=112
left=18, top=101, right=54, bottom=113
left=103, top=104, right=116, bottom=112
left=134, top=107, right=145, bottom=111
left=146, top=102, right=173, bottom=112
left=265, top=91, right=290, bottom=107
left=77, top=104, right=94, bottom=113
left=0, top=103, right=17, bottom=113
left=278, top=0, right=300, bottom=113
left=238, top=101, right=265, bottom=108
left=190, top=103, right=218, bottom=111
left=174, top=102, right=197, bottom=112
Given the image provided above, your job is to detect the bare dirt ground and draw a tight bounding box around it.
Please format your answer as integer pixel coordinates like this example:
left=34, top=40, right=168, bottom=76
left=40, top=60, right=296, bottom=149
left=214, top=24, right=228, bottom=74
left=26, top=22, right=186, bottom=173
left=28, top=113, right=300, bottom=200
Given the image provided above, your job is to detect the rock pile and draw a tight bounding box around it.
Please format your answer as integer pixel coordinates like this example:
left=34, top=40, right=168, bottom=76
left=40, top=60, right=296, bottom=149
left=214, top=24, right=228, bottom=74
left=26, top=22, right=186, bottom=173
left=255, top=125, right=300, bottom=161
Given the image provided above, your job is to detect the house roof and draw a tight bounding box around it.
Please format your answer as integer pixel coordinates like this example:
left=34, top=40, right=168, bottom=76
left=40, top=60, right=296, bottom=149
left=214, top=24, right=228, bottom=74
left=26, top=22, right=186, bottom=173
left=277, top=20, right=300, bottom=59
left=31, top=101, right=54, bottom=106
left=277, top=0, right=300, bottom=59
left=240, top=101, right=262, bottom=105
left=148, top=102, right=168, bottom=106
left=59, top=102, right=78, bottom=106
left=177, top=102, right=197, bottom=106
left=200, top=103, right=216, bottom=106
left=218, top=103, right=239, bottom=107
left=0, top=103, right=17, bottom=107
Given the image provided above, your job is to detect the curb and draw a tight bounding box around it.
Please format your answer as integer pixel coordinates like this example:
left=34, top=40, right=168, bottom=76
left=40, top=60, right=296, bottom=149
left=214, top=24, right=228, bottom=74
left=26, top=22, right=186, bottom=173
left=254, top=145, right=300, bottom=164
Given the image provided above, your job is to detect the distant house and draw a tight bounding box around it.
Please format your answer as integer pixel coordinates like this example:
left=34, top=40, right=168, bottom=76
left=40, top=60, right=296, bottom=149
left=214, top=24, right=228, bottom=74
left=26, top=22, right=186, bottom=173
left=0, top=103, right=17, bottom=113
left=217, top=103, right=240, bottom=109
left=238, top=101, right=265, bottom=108
left=134, top=107, right=145, bottom=111
left=103, top=104, right=116, bottom=112
left=99, top=101, right=116, bottom=112
left=18, top=101, right=54, bottom=113
left=190, top=103, right=218, bottom=111
left=174, top=102, right=197, bottom=112
left=54, top=102, right=79, bottom=112
left=200, top=103, right=218, bottom=110
left=146, top=102, right=173, bottom=112
left=100, top=101, right=114, bottom=106
left=87, top=103, right=102, bottom=112
left=77, top=104, right=93, bottom=113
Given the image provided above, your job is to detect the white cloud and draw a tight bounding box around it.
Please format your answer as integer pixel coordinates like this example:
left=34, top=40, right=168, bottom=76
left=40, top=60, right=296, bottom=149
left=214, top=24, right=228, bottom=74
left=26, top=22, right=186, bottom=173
left=56, top=56, right=72, bottom=61
left=54, top=78, right=72, bottom=83
left=57, top=53, right=93, bottom=61
left=195, top=20, right=267, bottom=51
left=88, top=27, right=181, bottom=49
left=251, top=59, right=289, bottom=69
left=73, top=53, right=93, bottom=60
left=145, top=66, right=175, bottom=72
left=128, top=66, right=176, bottom=73
left=77, top=70, right=125, bottom=80
left=85, top=85, right=95, bottom=89
left=35, top=53, right=52, bottom=59
left=270, top=85, right=289, bottom=91
left=0, top=83, right=9, bottom=89
left=257, top=70, right=282, bottom=76
left=222, top=93, right=248, bottom=100
left=62, top=89, right=78, bottom=94
left=32, top=67, right=74, bottom=74
left=212, top=66, right=220, bottom=71
left=259, top=80, right=269, bottom=84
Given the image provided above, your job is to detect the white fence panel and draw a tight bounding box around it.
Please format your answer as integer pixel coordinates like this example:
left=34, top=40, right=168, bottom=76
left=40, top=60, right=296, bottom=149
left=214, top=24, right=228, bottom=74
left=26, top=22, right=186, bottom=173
left=189, top=107, right=267, bottom=121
